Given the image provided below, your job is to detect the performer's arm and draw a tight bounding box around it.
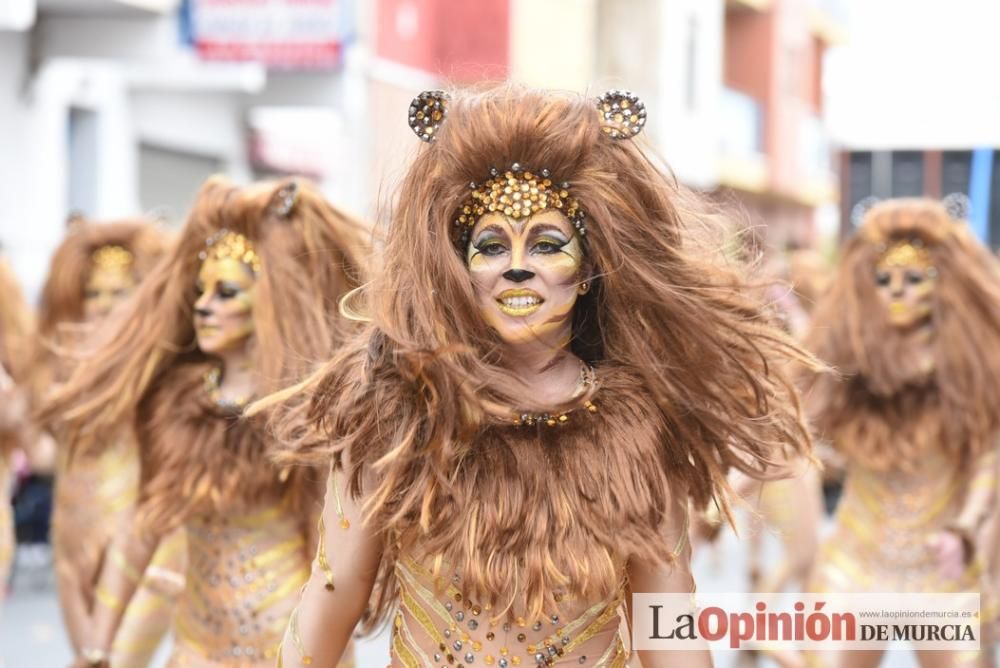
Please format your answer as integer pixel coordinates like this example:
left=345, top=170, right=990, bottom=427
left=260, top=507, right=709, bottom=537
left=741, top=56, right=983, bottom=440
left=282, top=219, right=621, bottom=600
left=930, top=447, right=998, bottom=579
left=954, top=447, right=998, bottom=535
left=77, top=511, right=160, bottom=667
left=55, top=560, right=91, bottom=656
left=279, top=465, right=382, bottom=667
left=626, top=487, right=713, bottom=668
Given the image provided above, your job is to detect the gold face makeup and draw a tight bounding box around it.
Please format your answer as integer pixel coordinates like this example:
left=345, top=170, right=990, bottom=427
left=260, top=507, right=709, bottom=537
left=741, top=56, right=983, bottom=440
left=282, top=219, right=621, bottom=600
left=466, top=209, right=585, bottom=347
left=874, top=240, right=937, bottom=328
left=83, top=246, right=137, bottom=322
left=193, top=256, right=257, bottom=355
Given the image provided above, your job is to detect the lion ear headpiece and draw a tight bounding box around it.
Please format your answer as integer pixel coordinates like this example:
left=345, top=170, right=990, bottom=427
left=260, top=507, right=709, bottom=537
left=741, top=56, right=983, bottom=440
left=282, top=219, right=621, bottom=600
left=195, top=179, right=301, bottom=275
left=406, top=89, right=647, bottom=245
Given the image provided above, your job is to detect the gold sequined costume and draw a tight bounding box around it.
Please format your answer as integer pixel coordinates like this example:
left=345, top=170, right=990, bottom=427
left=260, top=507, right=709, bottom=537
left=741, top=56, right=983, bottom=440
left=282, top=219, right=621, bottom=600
left=170, top=502, right=308, bottom=665
left=388, top=558, right=631, bottom=668
left=811, top=450, right=993, bottom=594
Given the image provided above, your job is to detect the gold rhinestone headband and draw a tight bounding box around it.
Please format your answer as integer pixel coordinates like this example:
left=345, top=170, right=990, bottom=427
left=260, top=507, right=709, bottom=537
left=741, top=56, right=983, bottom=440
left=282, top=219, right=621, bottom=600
left=877, top=238, right=934, bottom=272
left=198, top=229, right=262, bottom=274
left=91, top=245, right=134, bottom=273
left=454, top=163, right=585, bottom=244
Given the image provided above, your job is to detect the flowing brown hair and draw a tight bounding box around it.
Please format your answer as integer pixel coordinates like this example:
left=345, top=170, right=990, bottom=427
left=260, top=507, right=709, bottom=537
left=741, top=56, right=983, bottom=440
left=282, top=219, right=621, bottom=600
left=41, top=176, right=370, bottom=532
left=0, top=257, right=33, bottom=383
left=260, top=84, right=815, bottom=622
left=803, top=198, right=1000, bottom=471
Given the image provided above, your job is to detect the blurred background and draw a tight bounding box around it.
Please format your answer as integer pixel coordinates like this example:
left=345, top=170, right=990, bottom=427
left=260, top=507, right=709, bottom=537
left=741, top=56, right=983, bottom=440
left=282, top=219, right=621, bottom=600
left=1, top=0, right=999, bottom=665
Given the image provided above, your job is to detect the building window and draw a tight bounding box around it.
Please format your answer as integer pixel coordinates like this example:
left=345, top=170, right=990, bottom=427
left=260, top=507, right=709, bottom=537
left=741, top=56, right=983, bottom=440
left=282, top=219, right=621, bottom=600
left=139, top=144, right=224, bottom=226
left=941, top=150, right=972, bottom=198
left=891, top=150, right=924, bottom=197
left=847, top=151, right=873, bottom=206
left=67, top=108, right=99, bottom=218
left=685, top=14, right=698, bottom=111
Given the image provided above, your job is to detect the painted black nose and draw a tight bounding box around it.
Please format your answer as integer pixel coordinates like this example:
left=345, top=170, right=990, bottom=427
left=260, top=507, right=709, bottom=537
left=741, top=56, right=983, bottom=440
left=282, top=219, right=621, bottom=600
left=503, top=268, right=535, bottom=283
left=194, top=306, right=212, bottom=318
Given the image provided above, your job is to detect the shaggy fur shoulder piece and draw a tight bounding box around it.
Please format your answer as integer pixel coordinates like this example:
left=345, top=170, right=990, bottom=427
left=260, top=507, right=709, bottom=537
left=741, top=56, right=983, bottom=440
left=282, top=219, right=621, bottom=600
left=813, top=380, right=948, bottom=473
left=135, top=358, right=319, bottom=536
left=349, top=363, right=693, bottom=620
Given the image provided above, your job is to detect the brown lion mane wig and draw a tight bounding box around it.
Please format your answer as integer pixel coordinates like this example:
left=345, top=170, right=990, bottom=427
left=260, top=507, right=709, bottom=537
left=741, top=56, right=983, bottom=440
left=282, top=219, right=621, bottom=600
left=0, top=257, right=33, bottom=456
left=260, top=84, right=816, bottom=623
left=0, top=257, right=33, bottom=384
left=803, top=198, right=1000, bottom=472
left=42, top=176, right=370, bottom=536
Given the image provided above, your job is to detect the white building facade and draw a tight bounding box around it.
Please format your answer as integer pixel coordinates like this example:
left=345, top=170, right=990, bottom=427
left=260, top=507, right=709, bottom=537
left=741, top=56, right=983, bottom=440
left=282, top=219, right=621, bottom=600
left=0, top=0, right=366, bottom=300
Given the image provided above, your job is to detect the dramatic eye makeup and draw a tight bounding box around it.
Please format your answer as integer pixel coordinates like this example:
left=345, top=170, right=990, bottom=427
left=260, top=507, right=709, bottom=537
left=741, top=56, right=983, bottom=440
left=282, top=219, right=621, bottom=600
left=217, top=282, right=244, bottom=299
left=472, top=235, right=508, bottom=257
left=531, top=235, right=569, bottom=255
left=196, top=268, right=254, bottom=301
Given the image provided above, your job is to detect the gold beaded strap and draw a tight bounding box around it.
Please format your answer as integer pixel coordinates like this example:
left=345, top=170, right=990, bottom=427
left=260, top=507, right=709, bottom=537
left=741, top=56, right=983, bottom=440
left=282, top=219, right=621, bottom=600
left=330, top=464, right=351, bottom=530
left=314, top=516, right=336, bottom=592
left=286, top=605, right=314, bottom=666
left=313, top=464, right=351, bottom=592
left=671, top=511, right=691, bottom=559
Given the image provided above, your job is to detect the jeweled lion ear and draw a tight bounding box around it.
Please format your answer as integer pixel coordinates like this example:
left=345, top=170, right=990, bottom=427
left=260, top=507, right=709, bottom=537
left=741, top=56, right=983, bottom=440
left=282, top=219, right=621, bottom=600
left=850, top=196, right=882, bottom=228
left=942, top=192, right=970, bottom=222
left=65, top=212, right=87, bottom=230
left=596, top=90, right=646, bottom=140
left=270, top=180, right=299, bottom=219
left=408, top=90, right=449, bottom=142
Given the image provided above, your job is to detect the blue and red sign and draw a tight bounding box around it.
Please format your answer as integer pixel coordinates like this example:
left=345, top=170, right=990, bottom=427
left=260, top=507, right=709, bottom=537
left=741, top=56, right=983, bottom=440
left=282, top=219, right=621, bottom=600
left=182, top=0, right=353, bottom=70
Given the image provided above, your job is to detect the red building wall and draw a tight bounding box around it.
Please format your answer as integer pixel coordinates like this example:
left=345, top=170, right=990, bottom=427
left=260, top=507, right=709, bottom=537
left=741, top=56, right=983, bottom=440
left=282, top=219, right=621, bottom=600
left=375, top=0, right=509, bottom=81
left=723, top=8, right=773, bottom=102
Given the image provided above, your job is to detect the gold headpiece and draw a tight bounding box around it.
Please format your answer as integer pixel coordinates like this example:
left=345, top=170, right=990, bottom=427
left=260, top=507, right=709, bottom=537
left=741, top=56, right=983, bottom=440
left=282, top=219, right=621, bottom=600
left=199, top=229, right=262, bottom=274
left=877, top=238, right=934, bottom=271
left=91, top=245, right=134, bottom=273
left=454, top=163, right=585, bottom=245
left=406, top=89, right=650, bottom=244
